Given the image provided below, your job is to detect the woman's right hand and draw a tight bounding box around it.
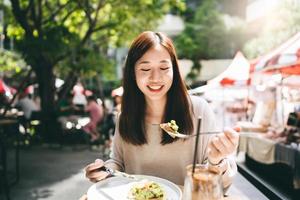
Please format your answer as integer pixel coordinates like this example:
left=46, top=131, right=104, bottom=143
left=85, top=159, right=110, bottom=183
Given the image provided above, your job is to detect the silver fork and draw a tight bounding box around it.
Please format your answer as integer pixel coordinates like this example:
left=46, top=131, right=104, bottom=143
left=99, top=166, right=138, bottom=180
left=160, top=125, right=222, bottom=139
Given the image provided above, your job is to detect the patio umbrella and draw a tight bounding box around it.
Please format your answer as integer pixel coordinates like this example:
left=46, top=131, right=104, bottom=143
left=256, top=32, right=300, bottom=75
left=189, top=52, right=251, bottom=126
left=207, top=51, right=251, bottom=87
left=262, top=59, right=300, bottom=75
left=189, top=51, right=251, bottom=95
left=254, top=32, right=300, bottom=126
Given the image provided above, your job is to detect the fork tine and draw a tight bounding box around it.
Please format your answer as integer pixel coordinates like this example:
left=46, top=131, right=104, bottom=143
left=160, top=123, right=221, bottom=138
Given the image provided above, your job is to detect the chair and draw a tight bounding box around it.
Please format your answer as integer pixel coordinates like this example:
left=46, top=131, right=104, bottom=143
left=0, top=118, right=21, bottom=199
left=0, top=134, right=11, bottom=200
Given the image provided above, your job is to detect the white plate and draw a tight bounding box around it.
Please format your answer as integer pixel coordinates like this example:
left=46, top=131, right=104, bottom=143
left=87, top=175, right=182, bottom=200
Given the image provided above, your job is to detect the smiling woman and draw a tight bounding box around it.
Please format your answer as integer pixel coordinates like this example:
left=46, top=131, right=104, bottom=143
left=118, top=31, right=193, bottom=146
left=84, top=31, right=239, bottom=191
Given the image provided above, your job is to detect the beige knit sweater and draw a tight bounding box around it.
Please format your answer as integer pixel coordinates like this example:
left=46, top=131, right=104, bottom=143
left=105, top=95, right=237, bottom=187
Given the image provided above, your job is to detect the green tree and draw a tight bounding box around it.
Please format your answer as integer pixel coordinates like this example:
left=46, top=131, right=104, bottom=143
left=2, top=0, right=184, bottom=141
left=174, top=0, right=246, bottom=82
left=0, top=49, right=27, bottom=73
left=244, top=1, right=300, bottom=59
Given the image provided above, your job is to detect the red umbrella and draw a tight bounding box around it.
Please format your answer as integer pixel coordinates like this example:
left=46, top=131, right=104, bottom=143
left=208, top=51, right=251, bottom=87
left=263, top=61, right=300, bottom=75
left=0, top=79, right=14, bottom=95
left=256, top=32, right=300, bottom=75
left=189, top=51, right=251, bottom=94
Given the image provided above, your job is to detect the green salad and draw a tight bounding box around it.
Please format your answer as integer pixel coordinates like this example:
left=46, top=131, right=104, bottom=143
left=167, top=120, right=178, bottom=132
left=128, top=180, right=165, bottom=200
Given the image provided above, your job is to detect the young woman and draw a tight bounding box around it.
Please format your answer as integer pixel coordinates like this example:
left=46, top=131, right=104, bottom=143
left=85, top=31, right=239, bottom=189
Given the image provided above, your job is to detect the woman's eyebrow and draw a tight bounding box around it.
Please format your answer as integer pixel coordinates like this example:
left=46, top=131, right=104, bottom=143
left=137, top=59, right=171, bottom=65
left=160, top=59, right=171, bottom=64
left=137, top=61, right=150, bottom=65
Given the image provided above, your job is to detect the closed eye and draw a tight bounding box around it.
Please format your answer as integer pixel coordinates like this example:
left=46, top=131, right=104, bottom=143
left=160, top=67, right=170, bottom=70
left=141, top=68, right=150, bottom=72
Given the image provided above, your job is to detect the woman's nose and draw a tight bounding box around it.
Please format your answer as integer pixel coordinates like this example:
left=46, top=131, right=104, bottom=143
left=149, top=69, right=161, bottom=81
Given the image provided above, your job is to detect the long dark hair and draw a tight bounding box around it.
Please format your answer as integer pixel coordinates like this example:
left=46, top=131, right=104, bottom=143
left=119, top=31, right=194, bottom=145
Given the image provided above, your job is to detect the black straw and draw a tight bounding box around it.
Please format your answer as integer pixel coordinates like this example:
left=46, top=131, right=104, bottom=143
left=192, top=117, right=202, bottom=175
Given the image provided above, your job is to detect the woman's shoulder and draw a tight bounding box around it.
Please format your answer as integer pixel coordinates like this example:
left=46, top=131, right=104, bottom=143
left=189, top=95, right=211, bottom=115
left=189, top=95, right=216, bottom=130
left=189, top=95, right=209, bottom=107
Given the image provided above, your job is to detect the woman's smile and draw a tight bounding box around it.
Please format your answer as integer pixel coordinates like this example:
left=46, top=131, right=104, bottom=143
left=147, top=85, right=164, bottom=92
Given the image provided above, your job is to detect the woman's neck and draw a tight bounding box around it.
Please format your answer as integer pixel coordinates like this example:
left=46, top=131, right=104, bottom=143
left=145, top=98, right=166, bottom=124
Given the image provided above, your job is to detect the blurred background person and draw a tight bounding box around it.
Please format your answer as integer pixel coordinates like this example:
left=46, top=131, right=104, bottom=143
left=111, top=86, right=123, bottom=123
left=72, top=82, right=87, bottom=109
left=113, top=94, right=122, bottom=115
left=57, top=92, right=81, bottom=129
left=15, top=91, right=39, bottom=120
left=83, top=95, right=104, bottom=142
left=58, top=93, right=78, bottom=115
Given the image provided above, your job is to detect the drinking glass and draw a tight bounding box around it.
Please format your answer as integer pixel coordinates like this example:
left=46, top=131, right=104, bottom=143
left=183, top=164, right=223, bottom=200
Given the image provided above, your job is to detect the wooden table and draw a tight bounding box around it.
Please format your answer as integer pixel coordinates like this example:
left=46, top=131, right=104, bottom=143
left=0, top=119, right=18, bottom=125
left=0, top=118, right=21, bottom=185
left=0, top=119, right=18, bottom=200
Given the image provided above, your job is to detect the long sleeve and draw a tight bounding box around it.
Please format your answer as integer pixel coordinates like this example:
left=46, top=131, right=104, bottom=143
left=195, top=97, right=217, bottom=164
left=104, top=117, right=125, bottom=171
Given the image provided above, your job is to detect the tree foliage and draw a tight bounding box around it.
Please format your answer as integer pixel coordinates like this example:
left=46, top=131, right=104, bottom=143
left=5, top=0, right=183, bottom=72
left=1, top=0, right=184, bottom=141
left=2, top=0, right=184, bottom=94
left=174, top=0, right=246, bottom=81
left=0, top=49, right=27, bottom=74
left=244, top=1, right=300, bottom=59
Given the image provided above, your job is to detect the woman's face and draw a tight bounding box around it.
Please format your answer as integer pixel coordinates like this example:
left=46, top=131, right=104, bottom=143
left=135, top=44, right=173, bottom=102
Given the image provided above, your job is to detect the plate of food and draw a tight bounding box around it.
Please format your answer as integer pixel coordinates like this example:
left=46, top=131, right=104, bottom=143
left=87, top=175, right=182, bottom=200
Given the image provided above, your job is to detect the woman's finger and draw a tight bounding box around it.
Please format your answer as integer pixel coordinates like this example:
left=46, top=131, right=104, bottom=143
left=85, top=159, right=104, bottom=175
left=208, top=140, right=222, bottom=156
left=210, top=133, right=237, bottom=156
left=223, top=128, right=239, bottom=146
left=87, top=171, right=108, bottom=179
left=218, top=134, right=232, bottom=150
left=88, top=171, right=109, bottom=183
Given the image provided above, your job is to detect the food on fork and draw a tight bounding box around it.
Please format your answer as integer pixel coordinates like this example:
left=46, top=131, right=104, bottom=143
left=128, top=179, right=165, bottom=200
left=160, top=120, right=179, bottom=138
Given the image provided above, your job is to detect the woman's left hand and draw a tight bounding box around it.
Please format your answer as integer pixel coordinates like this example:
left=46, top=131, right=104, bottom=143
left=207, top=127, right=240, bottom=165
